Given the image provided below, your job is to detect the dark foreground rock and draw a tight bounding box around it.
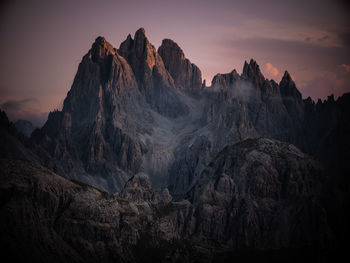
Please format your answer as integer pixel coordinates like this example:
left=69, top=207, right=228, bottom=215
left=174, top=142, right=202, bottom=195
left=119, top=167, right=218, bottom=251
left=0, top=138, right=338, bottom=262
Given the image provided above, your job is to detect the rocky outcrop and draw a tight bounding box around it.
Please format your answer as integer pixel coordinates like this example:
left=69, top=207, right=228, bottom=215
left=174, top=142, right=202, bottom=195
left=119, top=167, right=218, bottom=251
left=185, top=138, right=332, bottom=249
left=158, top=39, right=202, bottom=94
left=120, top=172, right=161, bottom=204
left=0, top=138, right=334, bottom=262
left=0, top=110, right=42, bottom=163
left=118, top=28, right=188, bottom=118
left=25, top=29, right=350, bottom=211
left=32, top=36, right=148, bottom=193
left=168, top=60, right=294, bottom=196
left=242, top=59, right=266, bottom=88
left=1, top=27, right=349, bottom=262
left=0, top=159, right=194, bottom=262
left=279, top=71, right=304, bottom=136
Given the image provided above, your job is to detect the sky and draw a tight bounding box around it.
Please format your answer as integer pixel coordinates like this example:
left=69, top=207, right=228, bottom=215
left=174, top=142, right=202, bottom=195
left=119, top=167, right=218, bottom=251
left=0, top=0, right=349, bottom=126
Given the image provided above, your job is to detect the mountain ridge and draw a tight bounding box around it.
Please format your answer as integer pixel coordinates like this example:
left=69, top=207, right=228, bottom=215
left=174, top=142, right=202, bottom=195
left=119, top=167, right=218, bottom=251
left=30, top=28, right=350, bottom=198
left=0, top=27, right=349, bottom=262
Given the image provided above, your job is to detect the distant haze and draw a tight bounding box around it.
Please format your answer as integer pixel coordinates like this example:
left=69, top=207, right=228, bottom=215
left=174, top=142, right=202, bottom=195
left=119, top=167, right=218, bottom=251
left=0, top=0, right=349, bottom=126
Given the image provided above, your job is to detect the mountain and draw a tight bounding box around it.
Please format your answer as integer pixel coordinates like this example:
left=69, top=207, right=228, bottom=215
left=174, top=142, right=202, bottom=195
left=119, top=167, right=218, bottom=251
left=0, top=139, right=335, bottom=262
left=31, top=28, right=202, bottom=193
left=158, top=38, right=202, bottom=94
left=14, top=119, right=36, bottom=137
left=31, top=28, right=349, bottom=200
left=1, top=27, right=349, bottom=262
left=0, top=110, right=40, bottom=163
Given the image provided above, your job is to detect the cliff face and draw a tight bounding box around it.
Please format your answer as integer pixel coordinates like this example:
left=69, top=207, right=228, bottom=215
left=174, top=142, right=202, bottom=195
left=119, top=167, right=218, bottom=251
left=118, top=28, right=188, bottom=118
left=1, top=26, right=349, bottom=262
left=0, top=138, right=333, bottom=262
left=185, top=138, right=331, bottom=249
left=32, top=36, right=149, bottom=192
left=30, top=28, right=349, bottom=203
left=158, top=39, right=202, bottom=94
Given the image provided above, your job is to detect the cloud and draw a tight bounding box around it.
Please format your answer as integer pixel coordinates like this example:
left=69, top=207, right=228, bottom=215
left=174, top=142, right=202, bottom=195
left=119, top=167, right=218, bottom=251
left=341, top=64, right=350, bottom=72
left=318, top=35, right=330, bottom=42
left=0, top=98, right=48, bottom=127
left=0, top=98, right=38, bottom=111
left=265, top=62, right=280, bottom=78
left=216, top=35, right=350, bottom=99
left=299, top=65, right=350, bottom=100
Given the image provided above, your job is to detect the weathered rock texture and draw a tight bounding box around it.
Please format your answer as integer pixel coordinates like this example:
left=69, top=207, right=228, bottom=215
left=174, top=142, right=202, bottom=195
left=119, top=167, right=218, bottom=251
left=118, top=28, right=188, bottom=117
left=30, top=29, right=350, bottom=201
left=158, top=39, right=202, bottom=93
left=0, top=137, right=334, bottom=262
left=0, top=27, right=349, bottom=263
left=186, top=138, right=332, bottom=249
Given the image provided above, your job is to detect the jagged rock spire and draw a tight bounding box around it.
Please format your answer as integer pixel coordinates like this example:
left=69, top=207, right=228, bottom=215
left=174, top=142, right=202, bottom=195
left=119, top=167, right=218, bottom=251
left=279, top=71, right=301, bottom=100
left=118, top=28, right=188, bottom=118
left=89, top=36, right=116, bottom=62
left=158, top=38, right=202, bottom=93
left=242, top=59, right=265, bottom=87
left=211, top=69, right=240, bottom=90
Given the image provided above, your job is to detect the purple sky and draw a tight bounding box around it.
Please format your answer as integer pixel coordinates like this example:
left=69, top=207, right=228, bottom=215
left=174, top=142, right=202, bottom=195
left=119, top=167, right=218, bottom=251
left=0, top=0, right=349, bottom=126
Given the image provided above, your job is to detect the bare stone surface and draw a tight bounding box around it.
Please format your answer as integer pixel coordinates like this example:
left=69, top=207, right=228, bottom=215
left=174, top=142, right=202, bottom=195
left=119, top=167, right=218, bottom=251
left=0, top=137, right=334, bottom=262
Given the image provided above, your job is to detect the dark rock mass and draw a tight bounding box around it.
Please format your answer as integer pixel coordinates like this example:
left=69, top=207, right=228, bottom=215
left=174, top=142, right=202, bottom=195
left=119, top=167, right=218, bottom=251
left=0, top=110, right=42, bottom=163
left=14, top=119, right=36, bottom=137
left=0, top=138, right=336, bottom=262
left=158, top=38, right=202, bottom=94
left=118, top=28, right=188, bottom=117
left=29, top=29, right=350, bottom=200
left=0, top=28, right=349, bottom=262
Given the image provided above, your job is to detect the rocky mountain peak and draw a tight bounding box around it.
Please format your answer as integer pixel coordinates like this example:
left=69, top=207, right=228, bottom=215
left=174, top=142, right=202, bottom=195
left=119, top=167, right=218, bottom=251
left=135, top=27, right=146, bottom=38
left=119, top=28, right=163, bottom=79
left=89, top=36, right=116, bottom=62
left=279, top=70, right=301, bottom=100
left=242, top=59, right=265, bottom=87
left=121, top=172, right=161, bottom=203
left=282, top=70, right=292, bottom=81
left=119, top=28, right=188, bottom=117
left=159, top=39, right=186, bottom=60
left=158, top=38, right=202, bottom=93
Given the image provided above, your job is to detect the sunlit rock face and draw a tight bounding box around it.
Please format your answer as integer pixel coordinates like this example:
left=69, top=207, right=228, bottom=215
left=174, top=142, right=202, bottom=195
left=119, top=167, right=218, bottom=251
left=118, top=28, right=189, bottom=118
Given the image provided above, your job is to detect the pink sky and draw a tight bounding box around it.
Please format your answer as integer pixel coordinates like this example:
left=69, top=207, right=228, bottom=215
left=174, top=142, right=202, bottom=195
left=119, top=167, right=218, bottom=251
left=0, top=0, right=349, bottom=126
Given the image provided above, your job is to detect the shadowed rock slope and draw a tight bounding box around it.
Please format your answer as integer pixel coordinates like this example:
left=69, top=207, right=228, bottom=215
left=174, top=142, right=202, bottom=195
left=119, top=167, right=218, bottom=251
left=0, top=138, right=336, bottom=262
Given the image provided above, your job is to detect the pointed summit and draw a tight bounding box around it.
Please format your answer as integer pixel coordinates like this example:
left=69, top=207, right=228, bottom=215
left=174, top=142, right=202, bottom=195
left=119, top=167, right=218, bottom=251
left=89, top=36, right=116, bottom=62
left=158, top=38, right=202, bottom=93
left=135, top=27, right=146, bottom=38
left=118, top=28, right=188, bottom=118
left=118, top=27, right=157, bottom=77
left=242, top=59, right=262, bottom=76
left=242, top=59, right=265, bottom=87
left=282, top=71, right=293, bottom=82
left=279, top=70, right=304, bottom=122
left=279, top=71, right=301, bottom=100
left=159, top=39, right=186, bottom=60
